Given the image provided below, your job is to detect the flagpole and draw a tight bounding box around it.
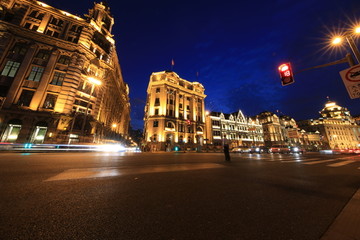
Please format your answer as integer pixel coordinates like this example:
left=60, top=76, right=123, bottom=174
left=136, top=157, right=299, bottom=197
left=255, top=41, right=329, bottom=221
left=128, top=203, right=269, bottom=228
left=171, top=59, right=174, bottom=71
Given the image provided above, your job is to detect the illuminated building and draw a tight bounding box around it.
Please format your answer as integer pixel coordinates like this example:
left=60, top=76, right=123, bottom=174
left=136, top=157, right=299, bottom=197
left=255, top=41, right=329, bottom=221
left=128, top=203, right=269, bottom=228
left=279, top=115, right=301, bottom=145
left=0, top=0, right=130, bottom=144
left=205, top=111, right=264, bottom=149
left=143, top=71, right=206, bottom=151
left=257, top=111, right=285, bottom=146
left=298, top=100, right=360, bottom=149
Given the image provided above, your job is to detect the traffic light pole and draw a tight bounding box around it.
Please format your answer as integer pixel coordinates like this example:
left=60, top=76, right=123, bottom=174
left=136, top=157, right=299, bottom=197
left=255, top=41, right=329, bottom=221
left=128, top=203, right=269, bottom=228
left=294, top=53, right=355, bottom=75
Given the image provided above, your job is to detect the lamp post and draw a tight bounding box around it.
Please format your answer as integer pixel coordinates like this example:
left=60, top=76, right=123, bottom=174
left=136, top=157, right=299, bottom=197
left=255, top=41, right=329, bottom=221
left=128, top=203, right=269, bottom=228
left=80, top=76, right=101, bottom=143
left=331, top=25, right=360, bottom=64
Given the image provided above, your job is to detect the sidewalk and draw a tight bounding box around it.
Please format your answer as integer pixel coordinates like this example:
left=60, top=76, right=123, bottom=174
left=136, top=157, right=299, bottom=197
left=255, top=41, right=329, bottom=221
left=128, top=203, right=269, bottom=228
left=321, top=188, right=360, bottom=240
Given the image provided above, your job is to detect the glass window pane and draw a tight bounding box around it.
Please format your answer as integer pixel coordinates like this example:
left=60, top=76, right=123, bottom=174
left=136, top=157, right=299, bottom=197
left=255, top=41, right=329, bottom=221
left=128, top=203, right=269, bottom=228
left=17, top=90, right=34, bottom=106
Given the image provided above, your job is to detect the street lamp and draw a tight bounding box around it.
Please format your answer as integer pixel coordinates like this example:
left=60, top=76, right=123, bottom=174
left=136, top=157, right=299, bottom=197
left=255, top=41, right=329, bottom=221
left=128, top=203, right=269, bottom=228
left=330, top=25, right=360, bottom=64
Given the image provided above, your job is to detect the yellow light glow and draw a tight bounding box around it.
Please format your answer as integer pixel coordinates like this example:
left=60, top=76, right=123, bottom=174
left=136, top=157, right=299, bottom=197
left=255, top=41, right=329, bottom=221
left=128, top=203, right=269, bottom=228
left=112, top=124, right=117, bottom=128
left=332, top=37, right=343, bottom=45
left=37, top=1, right=49, bottom=7
left=355, top=27, right=360, bottom=34
left=325, top=102, right=336, bottom=107
left=90, top=20, right=101, bottom=32
left=8, top=135, right=18, bottom=140
left=87, top=77, right=102, bottom=86
left=61, top=11, right=71, bottom=16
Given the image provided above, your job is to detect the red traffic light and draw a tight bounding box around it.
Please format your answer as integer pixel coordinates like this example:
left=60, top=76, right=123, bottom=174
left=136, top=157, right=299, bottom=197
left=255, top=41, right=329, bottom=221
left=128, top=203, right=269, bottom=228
left=278, top=63, right=295, bottom=86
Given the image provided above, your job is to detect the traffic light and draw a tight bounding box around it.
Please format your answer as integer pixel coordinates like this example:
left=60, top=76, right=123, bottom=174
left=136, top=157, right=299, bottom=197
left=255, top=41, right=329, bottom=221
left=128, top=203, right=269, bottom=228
left=278, top=63, right=294, bottom=86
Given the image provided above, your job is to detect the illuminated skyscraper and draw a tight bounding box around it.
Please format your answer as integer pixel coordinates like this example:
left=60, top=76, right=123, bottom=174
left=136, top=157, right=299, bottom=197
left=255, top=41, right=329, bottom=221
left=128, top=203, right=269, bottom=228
left=0, top=0, right=130, bottom=143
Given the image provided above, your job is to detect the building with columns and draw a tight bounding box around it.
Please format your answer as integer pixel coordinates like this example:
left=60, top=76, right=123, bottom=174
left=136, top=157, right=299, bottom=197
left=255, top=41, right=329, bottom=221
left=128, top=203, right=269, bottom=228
left=143, top=71, right=206, bottom=151
left=0, top=0, right=130, bottom=144
left=298, top=100, right=360, bottom=150
left=205, top=110, right=264, bottom=149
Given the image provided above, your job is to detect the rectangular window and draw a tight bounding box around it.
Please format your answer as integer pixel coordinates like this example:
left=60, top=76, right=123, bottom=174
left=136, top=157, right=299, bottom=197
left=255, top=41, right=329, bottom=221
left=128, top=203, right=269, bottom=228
left=1, top=61, right=20, bottom=77
left=153, top=120, right=159, bottom=127
left=186, top=105, right=190, bottom=110
left=154, top=98, right=160, bottom=106
left=35, top=50, right=50, bottom=61
left=27, top=66, right=44, bottom=81
left=43, top=94, right=57, bottom=109
left=12, top=44, right=28, bottom=55
left=155, top=109, right=159, bottom=115
left=50, top=71, right=65, bottom=86
left=58, top=55, right=70, bottom=65
left=17, top=90, right=34, bottom=107
left=179, top=103, right=183, bottom=109
left=156, top=88, right=160, bottom=93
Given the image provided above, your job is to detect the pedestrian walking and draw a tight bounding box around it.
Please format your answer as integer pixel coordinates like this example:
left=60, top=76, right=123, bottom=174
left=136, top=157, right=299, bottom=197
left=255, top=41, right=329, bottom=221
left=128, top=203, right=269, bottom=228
left=223, top=144, right=231, bottom=161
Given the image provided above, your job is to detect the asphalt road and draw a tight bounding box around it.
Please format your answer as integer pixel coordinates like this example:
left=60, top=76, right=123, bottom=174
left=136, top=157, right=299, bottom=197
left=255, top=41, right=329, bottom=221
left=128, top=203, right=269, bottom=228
left=0, top=152, right=359, bottom=240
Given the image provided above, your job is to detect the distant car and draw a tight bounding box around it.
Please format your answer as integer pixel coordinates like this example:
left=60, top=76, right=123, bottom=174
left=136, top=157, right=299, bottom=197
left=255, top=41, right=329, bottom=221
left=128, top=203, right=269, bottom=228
left=250, top=146, right=269, bottom=154
left=333, top=149, right=360, bottom=154
left=231, top=146, right=252, bottom=153
left=269, top=145, right=290, bottom=154
left=290, top=146, right=305, bottom=154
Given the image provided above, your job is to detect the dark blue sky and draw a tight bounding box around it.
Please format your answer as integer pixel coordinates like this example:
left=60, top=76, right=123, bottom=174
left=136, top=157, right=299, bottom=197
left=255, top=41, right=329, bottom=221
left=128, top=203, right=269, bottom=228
left=44, top=0, right=360, bottom=129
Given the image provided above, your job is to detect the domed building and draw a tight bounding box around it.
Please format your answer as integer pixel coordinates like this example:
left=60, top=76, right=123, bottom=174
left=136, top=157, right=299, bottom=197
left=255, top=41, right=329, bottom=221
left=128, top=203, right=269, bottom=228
left=298, top=100, right=360, bottom=150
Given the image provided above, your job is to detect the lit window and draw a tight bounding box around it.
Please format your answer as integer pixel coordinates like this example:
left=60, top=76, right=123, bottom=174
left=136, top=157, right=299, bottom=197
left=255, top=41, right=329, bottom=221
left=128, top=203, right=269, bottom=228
left=50, top=71, right=65, bottom=86
left=1, top=61, right=20, bottom=77
left=27, top=66, right=44, bottom=81
left=43, top=94, right=57, bottom=109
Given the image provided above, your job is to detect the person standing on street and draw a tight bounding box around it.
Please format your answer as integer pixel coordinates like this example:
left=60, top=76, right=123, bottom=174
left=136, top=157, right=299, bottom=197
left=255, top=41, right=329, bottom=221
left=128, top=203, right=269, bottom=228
left=223, top=143, right=231, bottom=161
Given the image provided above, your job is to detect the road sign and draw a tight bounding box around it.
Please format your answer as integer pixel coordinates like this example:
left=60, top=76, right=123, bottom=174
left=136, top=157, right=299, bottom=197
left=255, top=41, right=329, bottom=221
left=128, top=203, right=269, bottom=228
left=339, top=64, right=360, bottom=99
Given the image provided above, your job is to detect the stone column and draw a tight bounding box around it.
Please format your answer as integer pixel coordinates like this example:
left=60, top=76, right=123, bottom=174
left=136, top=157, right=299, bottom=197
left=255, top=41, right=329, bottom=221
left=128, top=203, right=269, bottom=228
left=29, top=49, right=60, bottom=110
left=3, top=43, right=38, bottom=108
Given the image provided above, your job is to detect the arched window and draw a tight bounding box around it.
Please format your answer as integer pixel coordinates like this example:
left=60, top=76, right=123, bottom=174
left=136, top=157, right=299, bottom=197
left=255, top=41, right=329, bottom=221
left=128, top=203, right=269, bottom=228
left=167, top=121, right=175, bottom=129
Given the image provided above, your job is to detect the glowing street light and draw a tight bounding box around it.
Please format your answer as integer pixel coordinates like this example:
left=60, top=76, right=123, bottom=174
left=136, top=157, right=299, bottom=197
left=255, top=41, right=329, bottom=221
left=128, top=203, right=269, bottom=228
left=332, top=37, right=343, bottom=45
left=330, top=25, right=360, bottom=64
left=354, top=26, right=360, bottom=34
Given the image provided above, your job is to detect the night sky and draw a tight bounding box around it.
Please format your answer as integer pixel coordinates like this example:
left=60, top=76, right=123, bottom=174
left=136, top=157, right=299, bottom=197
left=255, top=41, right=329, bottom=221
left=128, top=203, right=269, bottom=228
left=43, top=0, right=360, bottom=129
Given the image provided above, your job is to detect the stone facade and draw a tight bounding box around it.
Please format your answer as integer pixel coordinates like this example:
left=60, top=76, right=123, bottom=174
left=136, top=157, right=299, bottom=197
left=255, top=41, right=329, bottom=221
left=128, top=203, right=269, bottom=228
left=298, top=100, right=360, bottom=150
left=143, top=71, right=206, bottom=151
left=0, top=0, right=130, bottom=144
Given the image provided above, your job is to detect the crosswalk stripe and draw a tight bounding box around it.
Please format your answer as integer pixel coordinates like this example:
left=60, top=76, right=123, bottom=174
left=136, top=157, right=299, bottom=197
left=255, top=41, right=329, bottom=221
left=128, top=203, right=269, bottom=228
left=303, top=159, right=339, bottom=165
left=280, top=158, right=321, bottom=163
left=327, top=160, right=356, bottom=167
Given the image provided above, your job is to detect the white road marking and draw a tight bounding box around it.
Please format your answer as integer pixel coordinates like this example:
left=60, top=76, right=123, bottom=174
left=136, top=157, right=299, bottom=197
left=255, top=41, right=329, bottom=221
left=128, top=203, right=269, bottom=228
left=303, top=159, right=340, bottom=165
left=44, top=163, right=224, bottom=182
left=280, top=158, right=321, bottom=163
left=327, top=160, right=357, bottom=167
